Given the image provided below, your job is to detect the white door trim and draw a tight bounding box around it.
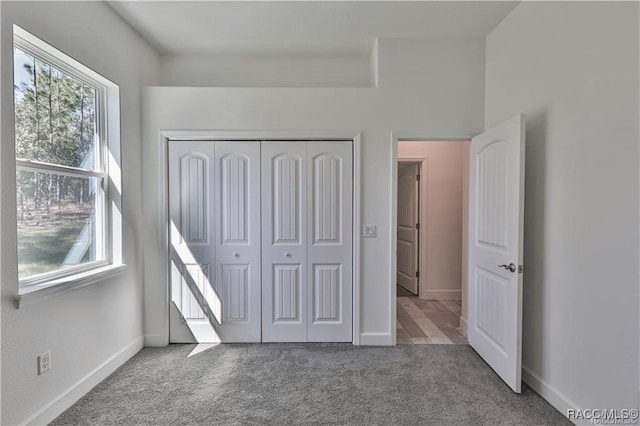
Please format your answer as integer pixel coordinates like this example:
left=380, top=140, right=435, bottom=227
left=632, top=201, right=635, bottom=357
left=157, top=131, right=362, bottom=345
left=390, top=133, right=475, bottom=345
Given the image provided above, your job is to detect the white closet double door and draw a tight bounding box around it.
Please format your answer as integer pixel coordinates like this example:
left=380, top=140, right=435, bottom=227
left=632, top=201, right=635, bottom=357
left=168, top=140, right=352, bottom=343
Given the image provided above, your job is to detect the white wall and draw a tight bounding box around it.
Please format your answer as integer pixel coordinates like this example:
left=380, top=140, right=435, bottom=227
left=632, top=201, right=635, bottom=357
left=485, top=1, right=639, bottom=412
left=142, top=38, right=485, bottom=346
left=160, top=53, right=372, bottom=87
left=0, top=2, right=159, bottom=424
left=398, top=141, right=468, bottom=300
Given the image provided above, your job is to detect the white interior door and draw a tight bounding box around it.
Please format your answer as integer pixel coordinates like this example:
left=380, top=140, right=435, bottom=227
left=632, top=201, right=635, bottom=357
left=261, top=142, right=308, bottom=342
left=468, top=114, right=525, bottom=393
left=169, top=141, right=219, bottom=343
left=213, top=142, right=262, bottom=342
left=397, top=162, right=419, bottom=295
left=262, top=141, right=353, bottom=342
left=307, top=142, right=352, bottom=342
left=170, top=139, right=353, bottom=344
left=168, top=141, right=261, bottom=343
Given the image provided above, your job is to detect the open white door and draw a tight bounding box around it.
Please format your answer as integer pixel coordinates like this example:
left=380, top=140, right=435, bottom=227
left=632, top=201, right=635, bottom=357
left=397, top=162, right=420, bottom=295
left=468, top=114, right=525, bottom=393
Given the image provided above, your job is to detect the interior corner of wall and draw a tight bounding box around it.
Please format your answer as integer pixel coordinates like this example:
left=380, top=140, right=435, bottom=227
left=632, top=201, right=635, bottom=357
left=144, top=333, right=168, bottom=348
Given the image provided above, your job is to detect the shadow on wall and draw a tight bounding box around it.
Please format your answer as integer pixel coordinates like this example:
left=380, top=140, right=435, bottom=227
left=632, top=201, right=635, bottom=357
left=521, top=108, right=548, bottom=376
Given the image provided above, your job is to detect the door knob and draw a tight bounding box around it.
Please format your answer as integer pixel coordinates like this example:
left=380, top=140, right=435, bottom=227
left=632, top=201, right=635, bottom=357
left=498, top=263, right=516, bottom=273
left=284, top=252, right=291, bottom=257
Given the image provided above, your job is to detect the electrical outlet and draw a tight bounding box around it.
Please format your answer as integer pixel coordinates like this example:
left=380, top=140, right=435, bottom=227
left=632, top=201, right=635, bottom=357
left=38, top=350, right=51, bottom=375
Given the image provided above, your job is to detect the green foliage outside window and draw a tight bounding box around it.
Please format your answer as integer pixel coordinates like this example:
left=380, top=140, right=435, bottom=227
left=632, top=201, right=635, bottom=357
left=14, top=46, right=100, bottom=279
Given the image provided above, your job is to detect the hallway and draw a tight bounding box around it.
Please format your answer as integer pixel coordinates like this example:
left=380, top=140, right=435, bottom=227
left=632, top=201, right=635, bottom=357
left=397, top=286, right=467, bottom=344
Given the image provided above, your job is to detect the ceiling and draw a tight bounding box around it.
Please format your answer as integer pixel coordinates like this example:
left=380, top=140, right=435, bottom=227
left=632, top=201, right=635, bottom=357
left=107, top=1, right=519, bottom=56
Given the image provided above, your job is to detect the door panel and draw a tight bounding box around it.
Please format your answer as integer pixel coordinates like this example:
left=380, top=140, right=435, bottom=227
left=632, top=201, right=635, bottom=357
left=307, top=142, right=352, bottom=342
left=214, top=142, right=261, bottom=342
left=476, top=142, right=508, bottom=249
left=169, top=141, right=220, bottom=343
left=273, top=154, right=303, bottom=244
left=171, top=140, right=353, bottom=343
left=180, top=154, right=209, bottom=243
left=262, top=142, right=308, bottom=342
left=397, top=162, right=419, bottom=295
left=312, top=264, right=341, bottom=321
left=220, top=153, right=248, bottom=243
left=468, top=114, right=525, bottom=393
left=221, top=264, right=249, bottom=320
left=273, top=264, right=302, bottom=321
left=312, top=154, right=341, bottom=243
left=169, top=141, right=261, bottom=343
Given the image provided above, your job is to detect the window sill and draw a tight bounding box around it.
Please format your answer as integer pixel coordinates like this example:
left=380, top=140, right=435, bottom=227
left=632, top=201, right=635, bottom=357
left=15, top=264, right=127, bottom=309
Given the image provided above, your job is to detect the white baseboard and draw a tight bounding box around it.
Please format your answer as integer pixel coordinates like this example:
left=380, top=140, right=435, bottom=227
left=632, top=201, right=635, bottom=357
left=420, top=289, right=461, bottom=300
left=459, top=316, right=468, bottom=336
left=522, top=365, right=579, bottom=424
left=23, top=336, right=144, bottom=426
left=358, top=332, right=393, bottom=346
left=144, top=333, right=169, bottom=347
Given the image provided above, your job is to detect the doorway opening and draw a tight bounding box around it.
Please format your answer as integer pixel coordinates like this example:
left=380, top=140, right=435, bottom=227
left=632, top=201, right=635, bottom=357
left=395, top=140, right=470, bottom=345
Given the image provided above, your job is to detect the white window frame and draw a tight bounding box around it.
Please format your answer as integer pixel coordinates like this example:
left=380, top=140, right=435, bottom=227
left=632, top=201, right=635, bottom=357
left=13, top=25, right=124, bottom=304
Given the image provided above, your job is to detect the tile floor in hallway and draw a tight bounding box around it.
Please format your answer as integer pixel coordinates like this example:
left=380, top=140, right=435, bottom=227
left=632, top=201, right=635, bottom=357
left=396, top=285, right=467, bottom=344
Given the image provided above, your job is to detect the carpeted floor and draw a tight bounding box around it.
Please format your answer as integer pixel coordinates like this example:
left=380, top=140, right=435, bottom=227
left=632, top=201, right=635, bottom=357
left=52, top=344, right=569, bottom=425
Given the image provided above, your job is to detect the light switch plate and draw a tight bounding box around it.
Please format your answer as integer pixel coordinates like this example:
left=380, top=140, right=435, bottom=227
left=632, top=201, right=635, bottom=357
left=362, top=224, right=377, bottom=238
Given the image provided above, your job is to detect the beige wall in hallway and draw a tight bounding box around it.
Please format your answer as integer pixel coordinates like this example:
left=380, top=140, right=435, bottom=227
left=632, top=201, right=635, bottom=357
left=398, top=141, right=469, bottom=301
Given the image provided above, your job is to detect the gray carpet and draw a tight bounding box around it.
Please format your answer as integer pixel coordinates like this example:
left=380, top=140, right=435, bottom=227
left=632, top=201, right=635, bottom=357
left=52, top=344, right=569, bottom=425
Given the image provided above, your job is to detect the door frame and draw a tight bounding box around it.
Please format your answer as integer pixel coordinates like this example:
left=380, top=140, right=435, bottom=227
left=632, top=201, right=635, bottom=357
left=159, top=130, right=362, bottom=344
left=390, top=134, right=474, bottom=345
left=396, top=158, right=425, bottom=297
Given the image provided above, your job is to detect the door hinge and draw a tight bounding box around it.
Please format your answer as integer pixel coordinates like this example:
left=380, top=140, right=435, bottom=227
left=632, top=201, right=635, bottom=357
left=416, top=223, right=420, bottom=230
left=416, top=174, right=420, bottom=181
left=415, top=271, right=419, bottom=278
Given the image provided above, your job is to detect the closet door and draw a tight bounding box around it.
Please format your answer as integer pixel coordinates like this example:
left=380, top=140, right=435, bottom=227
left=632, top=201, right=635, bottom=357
left=169, top=141, right=261, bottom=343
left=213, top=142, right=261, bottom=342
left=261, top=142, right=308, bottom=342
left=307, top=142, right=353, bottom=342
left=170, top=139, right=352, bottom=343
left=168, top=141, right=219, bottom=343
left=262, top=141, right=353, bottom=342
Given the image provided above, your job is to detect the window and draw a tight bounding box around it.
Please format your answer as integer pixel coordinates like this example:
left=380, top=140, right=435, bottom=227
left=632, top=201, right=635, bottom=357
left=13, top=25, right=123, bottom=293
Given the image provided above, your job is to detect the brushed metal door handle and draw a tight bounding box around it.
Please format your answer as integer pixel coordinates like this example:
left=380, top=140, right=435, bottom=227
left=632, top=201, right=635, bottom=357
left=498, top=263, right=516, bottom=273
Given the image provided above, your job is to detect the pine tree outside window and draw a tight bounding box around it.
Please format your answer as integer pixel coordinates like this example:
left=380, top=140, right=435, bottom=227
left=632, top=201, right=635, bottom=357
left=13, top=26, right=123, bottom=293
